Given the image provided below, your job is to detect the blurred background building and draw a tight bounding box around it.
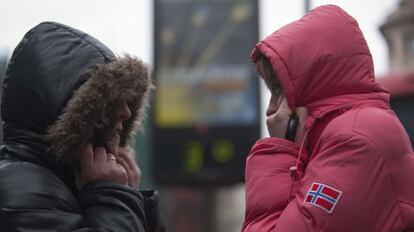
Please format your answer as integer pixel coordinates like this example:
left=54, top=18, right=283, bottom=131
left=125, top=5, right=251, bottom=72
left=379, top=0, right=414, bottom=145
left=0, top=0, right=412, bottom=231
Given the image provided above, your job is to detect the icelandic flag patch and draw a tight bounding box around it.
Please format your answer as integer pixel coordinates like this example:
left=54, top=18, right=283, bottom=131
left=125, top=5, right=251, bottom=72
left=304, top=182, right=342, bottom=213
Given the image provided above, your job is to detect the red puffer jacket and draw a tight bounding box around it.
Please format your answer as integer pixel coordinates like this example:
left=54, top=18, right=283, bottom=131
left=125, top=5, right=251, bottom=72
left=242, top=5, right=414, bottom=232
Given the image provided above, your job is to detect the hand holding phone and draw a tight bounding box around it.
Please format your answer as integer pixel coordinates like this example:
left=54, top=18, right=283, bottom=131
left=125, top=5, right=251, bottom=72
left=75, top=143, right=128, bottom=190
left=285, top=114, right=299, bottom=142
left=266, top=98, right=307, bottom=144
left=91, top=129, right=111, bottom=152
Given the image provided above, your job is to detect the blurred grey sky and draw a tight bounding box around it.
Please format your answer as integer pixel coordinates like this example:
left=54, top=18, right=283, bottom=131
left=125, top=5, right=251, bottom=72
left=0, top=0, right=152, bottom=60
left=0, top=0, right=398, bottom=75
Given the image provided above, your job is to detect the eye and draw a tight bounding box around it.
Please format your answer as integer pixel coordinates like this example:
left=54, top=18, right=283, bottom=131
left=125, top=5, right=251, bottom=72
left=126, top=100, right=133, bottom=107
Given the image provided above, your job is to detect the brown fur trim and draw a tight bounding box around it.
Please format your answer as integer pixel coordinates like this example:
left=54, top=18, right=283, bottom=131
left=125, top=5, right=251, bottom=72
left=45, top=56, right=153, bottom=166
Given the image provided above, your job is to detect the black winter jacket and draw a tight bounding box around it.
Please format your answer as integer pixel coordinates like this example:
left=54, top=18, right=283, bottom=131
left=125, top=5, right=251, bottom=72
left=0, top=22, right=164, bottom=232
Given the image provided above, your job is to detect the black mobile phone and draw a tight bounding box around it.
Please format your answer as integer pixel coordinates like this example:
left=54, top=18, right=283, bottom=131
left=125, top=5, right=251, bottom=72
left=285, top=114, right=299, bottom=141
left=92, top=129, right=111, bottom=152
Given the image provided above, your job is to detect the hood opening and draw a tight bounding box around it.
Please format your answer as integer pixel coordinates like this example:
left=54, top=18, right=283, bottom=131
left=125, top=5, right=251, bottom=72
left=45, top=56, right=153, bottom=167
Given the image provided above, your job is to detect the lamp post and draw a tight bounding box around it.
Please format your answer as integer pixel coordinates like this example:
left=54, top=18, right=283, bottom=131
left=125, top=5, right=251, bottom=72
left=305, top=0, right=311, bottom=13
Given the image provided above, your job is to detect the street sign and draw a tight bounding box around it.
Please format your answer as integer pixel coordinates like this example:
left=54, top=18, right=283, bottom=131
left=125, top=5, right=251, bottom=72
left=152, top=0, right=260, bottom=185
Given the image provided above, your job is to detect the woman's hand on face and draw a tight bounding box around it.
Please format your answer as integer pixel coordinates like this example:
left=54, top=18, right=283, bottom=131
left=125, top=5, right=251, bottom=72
left=116, top=147, right=141, bottom=189
left=266, top=98, right=308, bottom=144
left=76, top=143, right=128, bottom=190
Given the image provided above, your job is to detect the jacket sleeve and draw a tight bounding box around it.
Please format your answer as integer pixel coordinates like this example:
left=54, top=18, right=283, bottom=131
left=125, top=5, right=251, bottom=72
left=242, top=137, right=309, bottom=232
left=0, top=162, right=165, bottom=232
left=78, top=181, right=149, bottom=231
left=273, top=131, right=395, bottom=232
left=141, top=190, right=166, bottom=232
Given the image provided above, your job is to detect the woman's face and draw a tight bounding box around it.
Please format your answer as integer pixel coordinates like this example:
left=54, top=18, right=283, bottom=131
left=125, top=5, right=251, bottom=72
left=266, top=90, right=285, bottom=117
left=256, top=58, right=285, bottom=117
left=106, top=101, right=131, bottom=156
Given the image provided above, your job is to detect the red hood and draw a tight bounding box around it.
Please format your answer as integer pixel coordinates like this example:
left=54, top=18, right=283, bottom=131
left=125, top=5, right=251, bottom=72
left=251, top=5, right=389, bottom=125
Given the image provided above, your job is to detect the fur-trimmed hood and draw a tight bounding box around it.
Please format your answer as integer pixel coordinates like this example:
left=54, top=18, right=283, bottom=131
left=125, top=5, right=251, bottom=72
left=45, top=56, right=152, bottom=164
left=2, top=22, right=151, bottom=169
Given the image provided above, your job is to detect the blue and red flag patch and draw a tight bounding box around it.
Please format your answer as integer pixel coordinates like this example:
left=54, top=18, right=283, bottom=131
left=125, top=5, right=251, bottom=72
left=304, top=182, right=342, bottom=213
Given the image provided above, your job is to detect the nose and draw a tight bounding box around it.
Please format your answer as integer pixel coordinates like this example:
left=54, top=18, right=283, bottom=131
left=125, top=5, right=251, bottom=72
left=266, top=94, right=279, bottom=117
left=119, top=101, right=132, bottom=121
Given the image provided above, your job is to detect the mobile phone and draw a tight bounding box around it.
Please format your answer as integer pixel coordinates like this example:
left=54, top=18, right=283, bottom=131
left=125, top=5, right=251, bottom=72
left=285, top=113, right=299, bottom=141
left=92, top=129, right=111, bottom=152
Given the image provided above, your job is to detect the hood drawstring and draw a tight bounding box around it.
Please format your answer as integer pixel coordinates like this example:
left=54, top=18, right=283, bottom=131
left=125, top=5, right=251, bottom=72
left=288, top=128, right=310, bottom=201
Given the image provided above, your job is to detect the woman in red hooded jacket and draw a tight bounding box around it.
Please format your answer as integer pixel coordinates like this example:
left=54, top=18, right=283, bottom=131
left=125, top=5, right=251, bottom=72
left=242, top=5, right=414, bottom=232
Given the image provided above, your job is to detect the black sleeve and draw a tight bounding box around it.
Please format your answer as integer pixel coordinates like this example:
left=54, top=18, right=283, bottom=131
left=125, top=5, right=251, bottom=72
left=79, top=181, right=149, bottom=231
left=141, top=190, right=166, bottom=232
left=0, top=162, right=154, bottom=232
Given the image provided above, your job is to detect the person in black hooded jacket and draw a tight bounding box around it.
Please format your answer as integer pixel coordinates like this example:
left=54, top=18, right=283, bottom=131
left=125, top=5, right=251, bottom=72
left=0, top=22, right=165, bottom=231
